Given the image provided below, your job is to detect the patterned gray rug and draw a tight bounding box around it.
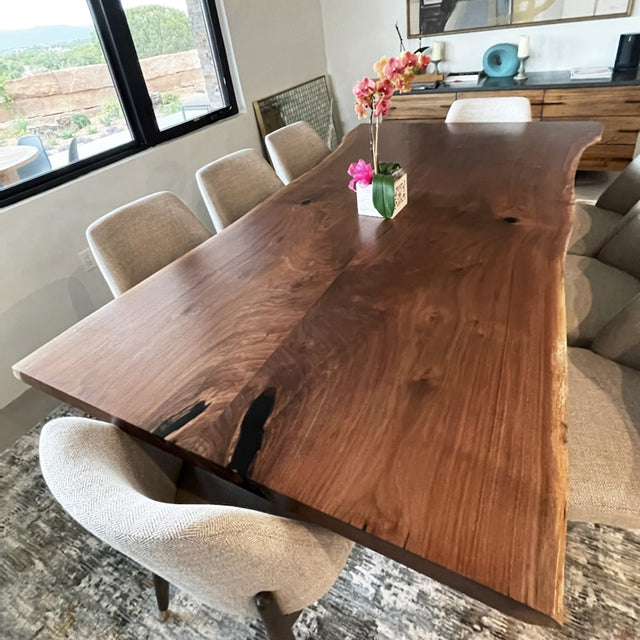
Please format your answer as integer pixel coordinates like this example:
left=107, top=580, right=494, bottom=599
left=1, top=405, right=639, bottom=640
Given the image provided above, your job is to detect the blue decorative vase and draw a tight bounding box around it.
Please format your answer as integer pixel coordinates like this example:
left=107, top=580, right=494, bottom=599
left=482, top=43, right=519, bottom=78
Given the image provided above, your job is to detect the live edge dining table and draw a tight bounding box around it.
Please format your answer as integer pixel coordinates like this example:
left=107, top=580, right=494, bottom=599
left=14, top=121, right=602, bottom=627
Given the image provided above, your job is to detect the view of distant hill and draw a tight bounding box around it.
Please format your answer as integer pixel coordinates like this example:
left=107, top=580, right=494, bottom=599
left=0, top=25, right=93, bottom=52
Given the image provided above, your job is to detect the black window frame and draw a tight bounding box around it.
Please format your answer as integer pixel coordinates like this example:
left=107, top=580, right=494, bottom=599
left=1, top=0, right=237, bottom=208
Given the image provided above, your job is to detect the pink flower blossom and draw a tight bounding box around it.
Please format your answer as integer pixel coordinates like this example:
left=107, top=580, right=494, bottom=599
left=376, top=78, right=394, bottom=99
left=347, top=159, right=374, bottom=191
left=399, top=51, right=418, bottom=68
left=352, top=77, right=375, bottom=98
left=373, top=97, right=391, bottom=117
left=417, top=53, right=431, bottom=71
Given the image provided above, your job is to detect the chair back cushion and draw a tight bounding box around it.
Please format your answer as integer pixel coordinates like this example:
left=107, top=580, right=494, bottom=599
left=196, top=149, right=282, bottom=232
left=596, top=153, right=640, bottom=214
left=265, top=121, right=330, bottom=184
left=567, top=202, right=623, bottom=257
left=564, top=254, right=640, bottom=347
left=445, top=97, right=532, bottom=123
left=596, top=203, right=640, bottom=280
left=86, top=191, right=211, bottom=296
left=591, top=293, right=640, bottom=371
left=39, top=418, right=352, bottom=618
left=567, top=348, right=640, bottom=529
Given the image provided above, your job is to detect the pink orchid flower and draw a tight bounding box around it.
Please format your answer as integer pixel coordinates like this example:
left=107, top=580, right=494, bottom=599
left=399, top=51, right=418, bottom=68
left=417, top=53, right=431, bottom=71
left=373, top=97, right=391, bottom=117
left=352, top=76, right=375, bottom=98
left=347, top=159, right=374, bottom=191
left=376, top=78, right=394, bottom=99
left=383, top=56, right=406, bottom=78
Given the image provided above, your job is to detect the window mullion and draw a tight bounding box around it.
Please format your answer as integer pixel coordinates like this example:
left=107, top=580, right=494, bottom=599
left=89, top=0, right=160, bottom=147
left=204, top=0, right=237, bottom=114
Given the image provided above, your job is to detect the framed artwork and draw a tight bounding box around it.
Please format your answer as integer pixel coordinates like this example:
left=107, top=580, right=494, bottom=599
left=407, top=0, right=635, bottom=37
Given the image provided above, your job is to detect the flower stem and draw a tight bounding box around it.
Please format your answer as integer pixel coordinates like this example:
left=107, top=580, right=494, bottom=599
left=374, top=117, right=379, bottom=174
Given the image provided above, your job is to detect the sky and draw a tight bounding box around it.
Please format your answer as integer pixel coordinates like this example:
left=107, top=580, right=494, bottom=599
left=1, top=0, right=188, bottom=31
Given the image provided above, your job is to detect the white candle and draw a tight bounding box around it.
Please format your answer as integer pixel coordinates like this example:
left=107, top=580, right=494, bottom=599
left=431, top=41, right=444, bottom=62
left=517, top=35, right=530, bottom=58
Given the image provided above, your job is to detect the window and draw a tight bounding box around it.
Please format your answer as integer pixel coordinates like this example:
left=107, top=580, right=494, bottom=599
left=0, top=0, right=237, bottom=207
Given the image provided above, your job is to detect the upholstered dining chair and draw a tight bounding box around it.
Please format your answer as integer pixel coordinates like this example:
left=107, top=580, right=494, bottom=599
left=565, top=202, right=640, bottom=346
left=87, top=191, right=211, bottom=297
left=196, top=148, right=283, bottom=232
left=569, top=154, right=640, bottom=256
left=264, top=121, right=331, bottom=185
left=39, top=417, right=354, bottom=640
left=567, top=292, right=640, bottom=530
left=444, top=97, right=532, bottom=123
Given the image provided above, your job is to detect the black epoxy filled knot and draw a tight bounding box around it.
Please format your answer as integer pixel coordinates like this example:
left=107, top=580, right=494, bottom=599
left=153, top=400, right=208, bottom=438
left=300, top=199, right=311, bottom=205
left=228, top=389, right=276, bottom=476
left=504, top=216, right=518, bottom=224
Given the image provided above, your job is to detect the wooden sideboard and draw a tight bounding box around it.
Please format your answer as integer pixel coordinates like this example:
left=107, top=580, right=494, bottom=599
left=385, top=71, right=640, bottom=170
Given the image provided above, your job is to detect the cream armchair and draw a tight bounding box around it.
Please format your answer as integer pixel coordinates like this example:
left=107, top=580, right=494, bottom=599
left=39, top=417, right=353, bottom=639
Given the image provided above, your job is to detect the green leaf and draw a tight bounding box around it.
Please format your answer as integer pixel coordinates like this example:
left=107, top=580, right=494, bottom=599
left=378, top=161, right=400, bottom=175
left=372, top=173, right=396, bottom=218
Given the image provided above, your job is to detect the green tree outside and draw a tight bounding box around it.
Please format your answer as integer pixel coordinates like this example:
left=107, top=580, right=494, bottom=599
left=0, top=5, right=194, bottom=81
left=127, top=5, right=195, bottom=59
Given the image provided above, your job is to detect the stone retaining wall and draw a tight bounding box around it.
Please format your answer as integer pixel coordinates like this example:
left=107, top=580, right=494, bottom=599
left=0, top=50, right=204, bottom=123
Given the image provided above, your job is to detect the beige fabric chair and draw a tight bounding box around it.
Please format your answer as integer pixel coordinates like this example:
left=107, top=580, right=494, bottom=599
left=564, top=254, right=640, bottom=347
left=567, top=273, right=640, bottom=530
left=87, top=192, right=211, bottom=297
left=592, top=292, right=640, bottom=370
left=569, top=149, right=640, bottom=256
left=596, top=153, right=640, bottom=215
left=39, top=417, right=353, bottom=638
left=265, top=121, right=330, bottom=185
left=596, top=203, right=640, bottom=280
left=196, top=149, right=283, bottom=232
left=444, top=97, right=532, bottom=123
left=567, top=346, right=640, bottom=530
left=567, top=201, right=625, bottom=256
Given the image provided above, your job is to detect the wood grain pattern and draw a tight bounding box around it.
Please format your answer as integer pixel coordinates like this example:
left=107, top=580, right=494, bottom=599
left=545, top=116, right=640, bottom=146
left=385, top=93, right=456, bottom=120
left=14, top=121, right=602, bottom=626
left=578, top=143, right=637, bottom=171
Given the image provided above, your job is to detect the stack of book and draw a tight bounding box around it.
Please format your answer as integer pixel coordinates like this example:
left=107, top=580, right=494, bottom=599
left=444, top=72, right=481, bottom=85
left=570, top=67, right=613, bottom=81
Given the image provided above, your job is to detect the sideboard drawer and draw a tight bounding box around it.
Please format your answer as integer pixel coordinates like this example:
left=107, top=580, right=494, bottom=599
left=544, top=116, right=640, bottom=146
left=578, top=144, right=635, bottom=171
left=385, top=94, right=455, bottom=120
left=543, top=86, right=640, bottom=117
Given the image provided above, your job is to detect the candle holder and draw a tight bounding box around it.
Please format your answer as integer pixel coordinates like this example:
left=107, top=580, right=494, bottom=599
left=433, top=59, right=442, bottom=74
left=514, top=56, right=528, bottom=81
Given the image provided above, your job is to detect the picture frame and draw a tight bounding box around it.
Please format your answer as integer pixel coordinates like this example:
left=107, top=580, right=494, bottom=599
left=407, top=0, right=635, bottom=38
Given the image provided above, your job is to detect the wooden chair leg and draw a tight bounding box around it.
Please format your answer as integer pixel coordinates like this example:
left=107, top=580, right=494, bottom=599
left=152, top=573, right=170, bottom=621
left=254, top=591, right=301, bottom=640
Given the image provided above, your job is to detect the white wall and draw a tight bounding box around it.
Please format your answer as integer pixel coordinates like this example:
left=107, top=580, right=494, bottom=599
left=0, top=0, right=327, bottom=407
left=320, top=0, right=640, bottom=132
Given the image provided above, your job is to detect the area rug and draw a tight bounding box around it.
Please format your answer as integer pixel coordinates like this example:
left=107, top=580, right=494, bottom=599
left=1, top=406, right=639, bottom=639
